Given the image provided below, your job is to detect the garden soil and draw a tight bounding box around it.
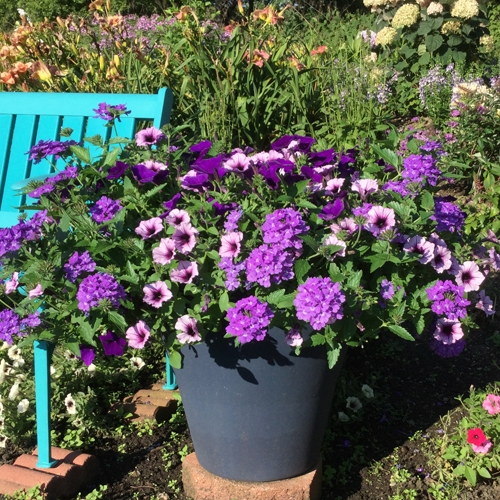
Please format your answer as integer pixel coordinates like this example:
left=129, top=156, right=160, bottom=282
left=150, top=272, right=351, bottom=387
left=1, top=313, right=500, bottom=500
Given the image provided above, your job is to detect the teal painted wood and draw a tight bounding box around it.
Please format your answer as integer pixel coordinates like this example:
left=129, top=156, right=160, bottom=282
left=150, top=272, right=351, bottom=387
left=0, top=88, right=173, bottom=228
left=33, top=340, right=57, bottom=468
left=163, top=353, right=178, bottom=390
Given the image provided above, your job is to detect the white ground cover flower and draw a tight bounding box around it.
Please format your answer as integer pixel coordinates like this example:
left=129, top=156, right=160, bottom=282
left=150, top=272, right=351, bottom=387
left=338, top=411, right=350, bottom=421
left=346, top=396, right=363, bottom=412
left=8, top=382, right=20, bottom=400
left=17, top=399, right=29, bottom=413
left=130, top=357, right=145, bottom=370
left=64, top=394, right=77, bottom=415
left=362, top=384, right=375, bottom=398
left=7, top=345, right=22, bottom=361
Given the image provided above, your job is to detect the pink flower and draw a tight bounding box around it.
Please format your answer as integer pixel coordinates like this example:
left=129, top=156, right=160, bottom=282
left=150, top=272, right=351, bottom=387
left=170, top=261, right=199, bottom=284
left=324, top=178, right=345, bottom=195
left=135, top=126, right=164, bottom=147
left=403, top=235, right=435, bottom=264
left=488, top=248, right=500, bottom=271
left=152, top=238, right=176, bottom=265
left=285, top=327, right=303, bottom=347
left=135, top=217, right=164, bottom=239
left=126, top=320, right=151, bottom=349
left=175, top=315, right=202, bottom=344
left=29, top=284, right=43, bottom=299
left=172, top=223, right=198, bottom=253
left=143, top=281, right=173, bottom=308
left=5, top=272, right=19, bottom=294
left=143, top=160, right=168, bottom=172
left=472, top=440, right=492, bottom=454
left=330, top=218, right=358, bottom=237
left=322, top=234, right=346, bottom=258
left=351, top=179, right=378, bottom=201
left=223, top=153, right=250, bottom=172
left=430, top=244, right=452, bottom=274
left=165, top=209, right=190, bottom=227
left=455, top=261, right=485, bottom=292
left=366, top=206, right=396, bottom=236
left=476, top=290, right=495, bottom=317
left=483, top=394, right=500, bottom=415
left=433, top=318, right=464, bottom=345
left=219, top=232, right=243, bottom=258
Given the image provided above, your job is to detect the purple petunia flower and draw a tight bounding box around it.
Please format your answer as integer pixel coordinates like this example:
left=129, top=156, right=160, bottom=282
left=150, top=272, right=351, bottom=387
left=126, top=320, right=151, bottom=349
left=403, top=235, right=435, bottom=264
left=175, top=315, right=202, bottom=344
left=226, top=296, right=274, bottom=344
left=152, top=238, right=176, bottom=265
left=366, top=206, right=396, bottom=236
left=172, top=223, right=198, bottom=253
left=453, top=261, right=485, bottom=292
left=351, top=179, right=378, bottom=201
left=433, top=318, right=464, bottom=345
left=143, top=281, right=173, bottom=308
left=165, top=209, right=190, bottom=228
left=162, top=193, right=181, bottom=214
left=219, top=232, right=243, bottom=258
left=294, top=277, right=345, bottom=330
left=135, top=126, right=164, bottom=147
left=107, top=161, right=129, bottom=179
left=132, top=164, right=169, bottom=184
left=319, top=199, right=344, bottom=221
left=99, top=331, right=127, bottom=356
left=64, top=251, right=97, bottom=282
left=135, top=217, right=164, bottom=239
left=170, top=261, right=199, bottom=284
left=78, top=345, right=95, bottom=366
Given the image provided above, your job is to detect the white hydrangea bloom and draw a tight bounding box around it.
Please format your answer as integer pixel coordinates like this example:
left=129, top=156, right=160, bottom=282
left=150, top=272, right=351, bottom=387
left=451, top=0, right=479, bottom=19
left=427, top=1, right=443, bottom=15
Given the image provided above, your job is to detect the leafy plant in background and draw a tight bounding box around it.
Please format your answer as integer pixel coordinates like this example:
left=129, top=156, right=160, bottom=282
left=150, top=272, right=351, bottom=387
left=365, top=0, right=490, bottom=70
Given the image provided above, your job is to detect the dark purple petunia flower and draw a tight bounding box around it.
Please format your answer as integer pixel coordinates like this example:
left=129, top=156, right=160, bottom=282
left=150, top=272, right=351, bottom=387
left=190, top=140, right=212, bottom=161
left=107, top=161, right=129, bottom=179
left=301, top=166, right=323, bottom=182
left=99, top=331, right=126, bottom=356
left=132, top=164, right=169, bottom=185
left=319, top=198, right=344, bottom=220
left=191, top=155, right=226, bottom=176
left=308, top=148, right=337, bottom=167
left=78, top=345, right=96, bottom=366
left=271, top=135, right=316, bottom=153
left=163, top=193, right=182, bottom=213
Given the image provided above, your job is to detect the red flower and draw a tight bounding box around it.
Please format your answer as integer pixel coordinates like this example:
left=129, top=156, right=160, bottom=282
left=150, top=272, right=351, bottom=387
left=467, top=428, right=487, bottom=446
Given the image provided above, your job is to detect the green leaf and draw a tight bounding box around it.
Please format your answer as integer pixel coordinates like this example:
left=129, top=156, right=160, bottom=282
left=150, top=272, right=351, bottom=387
left=447, top=35, right=462, bottom=47
left=346, top=270, right=363, bottom=290
left=108, top=311, right=128, bottom=333
left=64, top=342, right=81, bottom=357
left=295, top=199, right=317, bottom=209
left=299, top=235, right=319, bottom=252
left=417, top=20, right=433, bottom=36
left=168, top=351, right=182, bottom=370
left=69, top=145, right=91, bottom=164
left=77, top=320, right=97, bottom=346
left=370, top=145, right=400, bottom=168
left=265, top=289, right=285, bottom=305
left=219, top=291, right=230, bottom=312
left=388, top=324, right=415, bottom=341
left=294, top=259, right=311, bottom=284
left=327, top=346, right=341, bottom=369
left=277, top=293, right=296, bottom=309
left=464, top=466, right=477, bottom=486
left=478, top=467, right=491, bottom=479
left=421, top=191, right=434, bottom=211
left=418, top=52, right=431, bottom=66
left=425, top=34, right=443, bottom=52
left=103, top=148, right=121, bottom=167
left=59, top=213, right=71, bottom=232
left=368, top=254, right=390, bottom=273
left=310, top=333, right=325, bottom=346
left=416, top=316, right=425, bottom=335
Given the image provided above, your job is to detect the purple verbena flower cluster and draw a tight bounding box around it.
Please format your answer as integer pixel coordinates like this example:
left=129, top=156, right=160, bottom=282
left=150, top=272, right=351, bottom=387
left=225, top=296, right=274, bottom=344
left=0, top=211, right=49, bottom=258
left=89, top=196, right=123, bottom=224
left=245, top=245, right=295, bottom=288
left=218, top=258, right=245, bottom=291
left=224, top=207, right=243, bottom=232
left=29, top=166, right=78, bottom=198
left=426, top=280, right=470, bottom=320
left=27, top=140, right=79, bottom=164
left=76, top=273, right=126, bottom=312
left=0, top=309, right=40, bottom=344
left=294, top=277, right=345, bottom=330
left=402, top=154, right=442, bottom=187
left=430, top=198, right=466, bottom=233
left=93, top=102, right=131, bottom=122
left=261, top=208, right=309, bottom=250
left=64, top=251, right=97, bottom=282
left=380, top=279, right=395, bottom=300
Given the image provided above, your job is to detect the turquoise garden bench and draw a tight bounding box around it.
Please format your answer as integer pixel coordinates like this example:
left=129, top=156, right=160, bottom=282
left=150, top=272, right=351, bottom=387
left=0, top=88, right=173, bottom=228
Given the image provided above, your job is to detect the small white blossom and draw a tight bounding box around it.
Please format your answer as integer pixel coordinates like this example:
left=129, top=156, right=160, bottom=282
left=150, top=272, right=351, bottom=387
left=64, top=394, right=77, bottom=415
left=346, top=396, right=363, bottom=412
left=0, top=416, right=4, bottom=429
left=362, top=384, right=374, bottom=398
left=0, top=434, right=7, bottom=448
left=12, top=358, right=25, bottom=369
left=338, top=411, right=350, bottom=422
left=50, top=365, right=56, bottom=376
left=7, top=346, right=22, bottom=361
left=64, top=350, right=78, bottom=361
left=130, top=357, right=145, bottom=370
left=8, top=383, right=20, bottom=400
left=0, top=402, right=3, bottom=414
left=87, top=363, right=97, bottom=377
left=17, top=399, right=29, bottom=414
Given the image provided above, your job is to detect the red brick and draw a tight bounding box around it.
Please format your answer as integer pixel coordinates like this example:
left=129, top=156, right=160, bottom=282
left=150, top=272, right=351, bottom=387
left=182, top=452, right=322, bottom=500
left=0, top=463, right=65, bottom=499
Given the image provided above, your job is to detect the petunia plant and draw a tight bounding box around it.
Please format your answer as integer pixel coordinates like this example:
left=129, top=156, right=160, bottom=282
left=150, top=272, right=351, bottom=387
left=0, top=102, right=498, bottom=369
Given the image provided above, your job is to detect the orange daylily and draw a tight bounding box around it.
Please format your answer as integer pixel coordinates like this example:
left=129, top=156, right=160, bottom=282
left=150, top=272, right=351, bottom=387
left=289, top=56, right=305, bottom=71
left=0, top=71, right=16, bottom=85
left=174, top=6, right=198, bottom=23
left=252, top=5, right=289, bottom=25
left=310, top=45, right=327, bottom=56
left=245, top=49, right=270, bottom=68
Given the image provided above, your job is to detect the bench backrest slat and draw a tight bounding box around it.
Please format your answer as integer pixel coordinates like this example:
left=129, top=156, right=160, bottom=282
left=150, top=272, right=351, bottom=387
left=0, top=88, right=173, bottom=227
